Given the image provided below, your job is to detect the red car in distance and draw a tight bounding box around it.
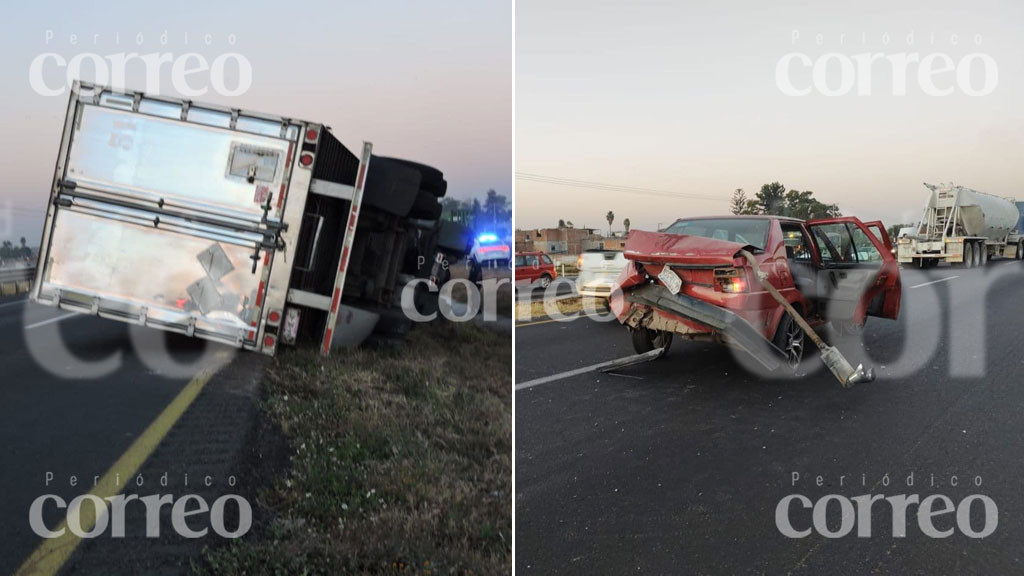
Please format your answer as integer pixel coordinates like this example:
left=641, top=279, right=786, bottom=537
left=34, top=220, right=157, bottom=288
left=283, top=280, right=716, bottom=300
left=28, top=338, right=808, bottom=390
left=515, top=251, right=558, bottom=288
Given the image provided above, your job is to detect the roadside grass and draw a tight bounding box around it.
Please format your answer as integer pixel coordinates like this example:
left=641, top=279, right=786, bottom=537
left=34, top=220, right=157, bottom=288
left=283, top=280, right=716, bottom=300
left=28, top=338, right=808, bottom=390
left=197, top=321, right=511, bottom=575
left=514, top=296, right=609, bottom=322
left=450, top=264, right=513, bottom=317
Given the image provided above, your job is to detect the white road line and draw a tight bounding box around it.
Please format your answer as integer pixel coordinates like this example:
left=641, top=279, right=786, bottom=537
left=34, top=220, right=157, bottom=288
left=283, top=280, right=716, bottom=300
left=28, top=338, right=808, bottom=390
left=909, top=276, right=959, bottom=289
left=25, top=312, right=78, bottom=330
left=0, top=299, right=28, bottom=309
left=515, top=348, right=663, bottom=391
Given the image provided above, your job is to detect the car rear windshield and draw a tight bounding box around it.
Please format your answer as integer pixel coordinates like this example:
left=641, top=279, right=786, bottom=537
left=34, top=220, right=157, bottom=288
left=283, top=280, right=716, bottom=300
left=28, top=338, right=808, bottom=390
left=664, top=218, right=770, bottom=250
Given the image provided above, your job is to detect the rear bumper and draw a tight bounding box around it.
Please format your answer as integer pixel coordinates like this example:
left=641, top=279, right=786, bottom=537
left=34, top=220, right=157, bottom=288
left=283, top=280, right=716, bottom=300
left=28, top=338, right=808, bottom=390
left=621, top=283, right=785, bottom=370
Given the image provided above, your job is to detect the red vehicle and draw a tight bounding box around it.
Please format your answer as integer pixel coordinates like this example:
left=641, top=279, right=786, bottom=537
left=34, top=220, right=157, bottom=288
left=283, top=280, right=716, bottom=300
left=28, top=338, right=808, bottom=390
left=515, top=251, right=558, bottom=288
left=611, top=216, right=901, bottom=370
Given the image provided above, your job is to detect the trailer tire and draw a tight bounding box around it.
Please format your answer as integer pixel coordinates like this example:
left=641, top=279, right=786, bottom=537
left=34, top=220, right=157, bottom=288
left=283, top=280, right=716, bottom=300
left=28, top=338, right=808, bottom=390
left=409, top=190, right=443, bottom=220
left=963, top=242, right=974, bottom=269
left=631, top=327, right=673, bottom=357
left=375, top=157, right=447, bottom=197
left=1018, top=240, right=1024, bottom=261
left=979, top=243, right=988, bottom=266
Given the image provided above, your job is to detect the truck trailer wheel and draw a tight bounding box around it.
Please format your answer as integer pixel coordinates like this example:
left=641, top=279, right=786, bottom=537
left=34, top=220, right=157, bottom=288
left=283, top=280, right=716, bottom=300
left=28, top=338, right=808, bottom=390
left=963, top=243, right=974, bottom=269
left=979, top=243, right=988, bottom=266
left=375, top=157, right=447, bottom=197
left=1018, top=241, right=1024, bottom=261
left=631, top=327, right=673, bottom=357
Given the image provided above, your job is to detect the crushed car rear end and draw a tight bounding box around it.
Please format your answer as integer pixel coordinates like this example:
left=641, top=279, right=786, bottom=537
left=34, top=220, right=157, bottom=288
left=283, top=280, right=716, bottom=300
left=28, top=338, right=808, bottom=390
left=610, top=218, right=810, bottom=369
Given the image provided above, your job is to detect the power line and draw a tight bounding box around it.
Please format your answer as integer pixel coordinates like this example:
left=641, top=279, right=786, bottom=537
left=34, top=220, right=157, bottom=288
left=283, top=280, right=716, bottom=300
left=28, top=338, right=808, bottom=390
left=515, top=172, right=726, bottom=202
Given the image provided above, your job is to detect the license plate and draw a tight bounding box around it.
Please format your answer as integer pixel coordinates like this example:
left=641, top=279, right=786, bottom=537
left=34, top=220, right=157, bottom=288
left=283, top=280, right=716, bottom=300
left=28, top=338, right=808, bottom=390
left=657, top=265, right=682, bottom=294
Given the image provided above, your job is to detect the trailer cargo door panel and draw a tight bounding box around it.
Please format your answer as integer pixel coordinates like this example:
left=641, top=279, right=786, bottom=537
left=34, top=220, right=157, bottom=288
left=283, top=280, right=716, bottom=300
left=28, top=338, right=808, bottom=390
left=34, top=85, right=302, bottom=348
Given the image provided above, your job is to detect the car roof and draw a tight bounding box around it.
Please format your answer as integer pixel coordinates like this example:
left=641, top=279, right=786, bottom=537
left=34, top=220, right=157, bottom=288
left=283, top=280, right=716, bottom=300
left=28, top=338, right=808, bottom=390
left=668, top=215, right=804, bottom=224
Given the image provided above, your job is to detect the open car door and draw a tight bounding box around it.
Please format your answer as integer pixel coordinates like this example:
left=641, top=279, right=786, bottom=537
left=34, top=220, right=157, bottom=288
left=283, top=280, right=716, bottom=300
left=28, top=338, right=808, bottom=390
left=806, top=217, right=902, bottom=323
left=863, top=220, right=894, bottom=253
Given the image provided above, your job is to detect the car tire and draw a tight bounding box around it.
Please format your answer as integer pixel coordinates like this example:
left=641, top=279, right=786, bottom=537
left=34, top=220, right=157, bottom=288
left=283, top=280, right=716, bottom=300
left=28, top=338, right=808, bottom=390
left=539, top=274, right=552, bottom=288
left=631, top=326, right=673, bottom=357
left=773, top=313, right=805, bottom=369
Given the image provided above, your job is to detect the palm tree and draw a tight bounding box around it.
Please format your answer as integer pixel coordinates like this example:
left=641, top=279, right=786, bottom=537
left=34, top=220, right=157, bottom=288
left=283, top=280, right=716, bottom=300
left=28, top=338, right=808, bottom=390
left=606, top=211, right=614, bottom=236
left=623, top=218, right=631, bottom=234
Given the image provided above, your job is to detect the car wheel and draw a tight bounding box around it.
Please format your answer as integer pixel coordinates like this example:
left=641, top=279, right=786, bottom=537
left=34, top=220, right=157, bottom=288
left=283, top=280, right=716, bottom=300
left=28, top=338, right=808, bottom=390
left=631, top=326, right=673, bottom=357
left=773, top=313, right=805, bottom=369
left=539, top=274, right=552, bottom=288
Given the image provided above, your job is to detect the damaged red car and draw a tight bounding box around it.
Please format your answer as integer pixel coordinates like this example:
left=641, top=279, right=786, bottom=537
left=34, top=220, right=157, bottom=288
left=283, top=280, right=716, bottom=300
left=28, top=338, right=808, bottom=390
left=611, top=216, right=901, bottom=371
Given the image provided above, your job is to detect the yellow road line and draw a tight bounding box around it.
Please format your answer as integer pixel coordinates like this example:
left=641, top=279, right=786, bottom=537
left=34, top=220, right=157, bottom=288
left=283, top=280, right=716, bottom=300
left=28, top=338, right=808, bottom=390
left=15, top=351, right=230, bottom=576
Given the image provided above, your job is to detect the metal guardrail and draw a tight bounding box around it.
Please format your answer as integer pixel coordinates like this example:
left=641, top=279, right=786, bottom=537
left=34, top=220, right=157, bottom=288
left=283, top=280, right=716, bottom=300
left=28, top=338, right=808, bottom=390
left=0, top=266, right=36, bottom=284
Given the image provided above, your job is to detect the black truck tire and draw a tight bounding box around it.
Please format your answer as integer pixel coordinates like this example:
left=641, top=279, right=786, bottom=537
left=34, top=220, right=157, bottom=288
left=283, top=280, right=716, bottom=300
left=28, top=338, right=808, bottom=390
left=374, top=157, right=447, bottom=197
left=362, top=157, right=421, bottom=217
left=409, top=190, right=443, bottom=220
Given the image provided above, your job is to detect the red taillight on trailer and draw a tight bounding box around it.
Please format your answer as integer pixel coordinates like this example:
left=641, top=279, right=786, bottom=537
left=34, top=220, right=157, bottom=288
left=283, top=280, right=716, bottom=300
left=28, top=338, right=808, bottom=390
left=305, top=128, right=319, bottom=143
left=299, top=152, right=314, bottom=167
left=263, top=335, right=277, bottom=349
left=267, top=309, right=282, bottom=326
left=714, top=268, right=748, bottom=293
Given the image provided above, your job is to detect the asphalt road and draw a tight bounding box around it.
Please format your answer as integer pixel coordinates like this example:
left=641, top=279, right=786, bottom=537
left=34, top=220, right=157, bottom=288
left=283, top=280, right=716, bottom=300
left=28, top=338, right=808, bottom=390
left=0, top=295, right=234, bottom=575
left=516, top=260, right=1024, bottom=574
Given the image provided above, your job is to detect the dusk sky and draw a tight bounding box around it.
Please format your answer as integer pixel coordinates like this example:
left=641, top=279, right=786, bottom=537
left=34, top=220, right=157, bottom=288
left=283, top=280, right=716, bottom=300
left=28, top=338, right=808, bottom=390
left=0, top=0, right=512, bottom=243
left=517, top=0, right=1024, bottom=233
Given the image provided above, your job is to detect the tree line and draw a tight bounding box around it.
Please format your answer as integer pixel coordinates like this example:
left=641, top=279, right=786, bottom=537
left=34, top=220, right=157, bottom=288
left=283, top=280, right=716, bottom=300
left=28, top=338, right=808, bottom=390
left=730, top=183, right=841, bottom=220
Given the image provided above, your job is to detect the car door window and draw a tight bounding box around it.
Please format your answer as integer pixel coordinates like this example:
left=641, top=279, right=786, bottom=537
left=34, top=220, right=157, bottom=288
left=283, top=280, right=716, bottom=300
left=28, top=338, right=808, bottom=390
left=782, top=226, right=812, bottom=262
left=850, top=227, right=883, bottom=262
left=514, top=255, right=525, bottom=267
left=525, top=255, right=540, bottom=267
left=540, top=254, right=552, bottom=265
left=811, top=223, right=861, bottom=264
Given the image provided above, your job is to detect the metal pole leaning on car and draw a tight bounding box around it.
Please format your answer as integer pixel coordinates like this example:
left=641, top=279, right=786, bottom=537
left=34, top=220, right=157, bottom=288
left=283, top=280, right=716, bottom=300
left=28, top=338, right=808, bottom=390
left=736, top=250, right=874, bottom=389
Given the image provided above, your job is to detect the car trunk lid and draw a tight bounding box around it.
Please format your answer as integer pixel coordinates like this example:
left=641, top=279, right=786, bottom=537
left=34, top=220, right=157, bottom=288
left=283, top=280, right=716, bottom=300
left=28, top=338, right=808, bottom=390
left=624, top=230, right=753, bottom=267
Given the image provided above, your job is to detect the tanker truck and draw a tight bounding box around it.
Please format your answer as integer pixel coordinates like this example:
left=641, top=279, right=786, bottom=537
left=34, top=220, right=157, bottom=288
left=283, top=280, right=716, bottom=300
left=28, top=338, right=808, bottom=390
left=897, top=182, right=1024, bottom=268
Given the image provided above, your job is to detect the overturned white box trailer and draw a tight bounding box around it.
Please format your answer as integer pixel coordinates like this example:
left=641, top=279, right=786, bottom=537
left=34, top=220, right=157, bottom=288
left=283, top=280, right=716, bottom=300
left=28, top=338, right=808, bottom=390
left=32, top=82, right=467, bottom=355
